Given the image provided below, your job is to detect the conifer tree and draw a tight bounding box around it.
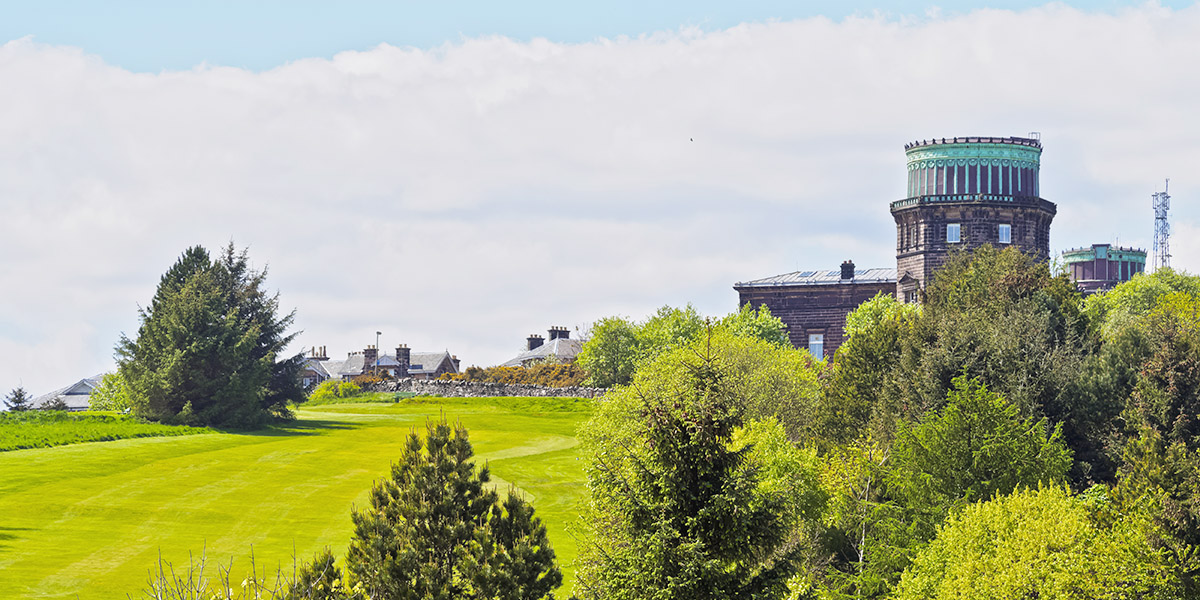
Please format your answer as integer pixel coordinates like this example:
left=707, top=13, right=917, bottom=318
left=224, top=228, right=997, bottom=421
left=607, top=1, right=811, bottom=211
left=3, top=386, right=32, bottom=411
left=346, top=420, right=561, bottom=600
left=577, top=345, right=804, bottom=600
left=116, top=244, right=302, bottom=427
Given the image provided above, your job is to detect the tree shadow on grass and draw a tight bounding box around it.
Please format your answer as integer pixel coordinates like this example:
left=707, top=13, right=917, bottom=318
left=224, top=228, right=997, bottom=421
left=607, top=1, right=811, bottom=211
left=217, top=418, right=361, bottom=438
left=0, top=526, right=35, bottom=552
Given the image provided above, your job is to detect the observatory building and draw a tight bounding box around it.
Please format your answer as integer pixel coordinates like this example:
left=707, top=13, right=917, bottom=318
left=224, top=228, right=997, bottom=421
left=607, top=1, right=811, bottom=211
left=1062, top=244, right=1147, bottom=295
left=735, top=135, right=1058, bottom=359
left=892, top=136, right=1056, bottom=301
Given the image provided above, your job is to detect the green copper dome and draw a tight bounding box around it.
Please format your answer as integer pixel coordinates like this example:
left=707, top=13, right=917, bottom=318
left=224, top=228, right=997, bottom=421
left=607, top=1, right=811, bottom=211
left=903, top=136, right=1042, bottom=200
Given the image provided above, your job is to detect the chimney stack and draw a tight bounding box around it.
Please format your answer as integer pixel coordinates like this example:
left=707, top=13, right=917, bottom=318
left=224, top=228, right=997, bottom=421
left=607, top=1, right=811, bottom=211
left=527, top=334, right=544, bottom=351
left=451, top=355, right=461, bottom=372
left=547, top=326, right=570, bottom=341
left=363, top=345, right=379, bottom=374
left=840, top=260, right=855, bottom=281
left=396, top=345, right=411, bottom=379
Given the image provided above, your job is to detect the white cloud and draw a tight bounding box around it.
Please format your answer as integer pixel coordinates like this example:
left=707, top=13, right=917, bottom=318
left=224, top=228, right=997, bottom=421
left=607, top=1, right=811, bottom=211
left=3, top=4, right=1200, bottom=394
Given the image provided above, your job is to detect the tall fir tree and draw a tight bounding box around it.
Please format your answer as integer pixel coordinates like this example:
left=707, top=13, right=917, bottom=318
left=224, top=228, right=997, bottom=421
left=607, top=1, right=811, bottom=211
left=116, top=244, right=303, bottom=427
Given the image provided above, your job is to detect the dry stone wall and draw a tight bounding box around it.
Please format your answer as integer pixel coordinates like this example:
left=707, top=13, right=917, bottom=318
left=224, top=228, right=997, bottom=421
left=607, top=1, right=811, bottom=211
left=369, top=378, right=606, bottom=399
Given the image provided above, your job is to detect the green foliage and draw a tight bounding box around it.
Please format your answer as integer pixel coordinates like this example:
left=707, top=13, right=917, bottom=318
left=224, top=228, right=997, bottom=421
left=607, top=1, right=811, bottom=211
left=576, top=338, right=822, bottom=600
left=117, top=244, right=304, bottom=428
left=0, top=410, right=209, bottom=451
left=4, top=386, right=32, bottom=411
left=286, top=548, right=355, bottom=600
left=346, top=420, right=561, bottom=600
left=880, top=377, right=1071, bottom=585
left=702, top=329, right=825, bottom=441
left=39, top=396, right=70, bottom=411
left=823, top=246, right=1107, bottom=482
left=442, top=362, right=589, bottom=387
left=813, top=439, right=902, bottom=599
left=889, top=376, right=1072, bottom=517
left=717, top=303, right=789, bottom=347
left=307, top=380, right=362, bottom=404
left=576, top=316, right=640, bottom=388
left=1084, top=267, right=1200, bottom=339
left=811, top=378, right=1072, bottom=598
left=88, top=373, right=132, bottom=411
left=894, top=486, right=1176, bottom=599
left=821, top=293, right=920, bottom=447
left=579, top=304, right=791, bottom=388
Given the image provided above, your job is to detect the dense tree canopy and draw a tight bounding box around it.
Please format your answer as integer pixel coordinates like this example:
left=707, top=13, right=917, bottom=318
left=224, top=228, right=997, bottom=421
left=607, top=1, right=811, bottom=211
left=115, top=244, right=304, bottom=427
left=576, top=247, right=1200, bottom=598
left=577, top=304, right=788, bottom=388
left=577, top=334, right=823, bottom=600
left=894, top=486, right=1174, bottom=599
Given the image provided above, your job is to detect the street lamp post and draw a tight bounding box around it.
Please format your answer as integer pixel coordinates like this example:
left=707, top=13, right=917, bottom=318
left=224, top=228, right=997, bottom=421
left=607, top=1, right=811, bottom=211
left=375, top=331, right=381, bottom=376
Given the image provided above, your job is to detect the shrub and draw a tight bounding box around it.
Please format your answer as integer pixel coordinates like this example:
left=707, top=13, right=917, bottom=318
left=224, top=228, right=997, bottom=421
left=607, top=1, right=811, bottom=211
left=307, top=380, right=362, bottom=403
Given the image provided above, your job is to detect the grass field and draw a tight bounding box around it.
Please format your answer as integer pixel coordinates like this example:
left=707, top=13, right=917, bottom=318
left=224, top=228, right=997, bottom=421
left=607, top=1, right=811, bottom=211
left=0, top=396, right=592, bottom=599
left=0, top=412, right=210, bottom=452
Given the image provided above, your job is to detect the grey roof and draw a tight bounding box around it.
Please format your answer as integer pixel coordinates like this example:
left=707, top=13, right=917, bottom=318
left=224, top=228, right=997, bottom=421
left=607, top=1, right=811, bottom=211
left=301, top=358, right=330, bottom=378
left=32, top=374, right=105, bottom=411
left=734, top=267, right=897, bottom=288
left=322, top=351, right=457, bottom=377
left=500, top=338, right=584, bottom=367
left=408, top=351, right=454, bottom=375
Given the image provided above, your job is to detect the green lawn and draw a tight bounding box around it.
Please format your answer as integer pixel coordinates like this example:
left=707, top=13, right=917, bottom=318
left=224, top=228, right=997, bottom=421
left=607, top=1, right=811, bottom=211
left=0, top=397, right=592, bottom=599
left=0, top=411, right=211, bottom=452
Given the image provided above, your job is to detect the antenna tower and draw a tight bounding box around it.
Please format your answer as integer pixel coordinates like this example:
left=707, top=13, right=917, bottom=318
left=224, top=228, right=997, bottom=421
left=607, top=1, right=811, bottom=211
left=1152, top=178, right=1171, bottom=270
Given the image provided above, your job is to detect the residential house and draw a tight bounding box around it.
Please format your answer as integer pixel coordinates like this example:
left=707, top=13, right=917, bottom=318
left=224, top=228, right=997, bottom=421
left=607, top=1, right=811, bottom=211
left=313, top=344, right=461, bottom=381
left=32, top=374, right=105, bottom=411
left=500, top=326, right=583, bottom=367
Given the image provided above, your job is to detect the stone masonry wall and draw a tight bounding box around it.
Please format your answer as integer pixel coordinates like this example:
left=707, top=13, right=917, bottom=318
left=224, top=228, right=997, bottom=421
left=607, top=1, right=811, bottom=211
left=737, top=281, right=893, bottom=359
left=369, top=378, right=606, bottom=399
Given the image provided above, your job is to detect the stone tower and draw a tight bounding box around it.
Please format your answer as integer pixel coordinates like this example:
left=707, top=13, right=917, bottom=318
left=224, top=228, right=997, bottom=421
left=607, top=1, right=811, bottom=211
left=892, top=136, right=1056, bottom=301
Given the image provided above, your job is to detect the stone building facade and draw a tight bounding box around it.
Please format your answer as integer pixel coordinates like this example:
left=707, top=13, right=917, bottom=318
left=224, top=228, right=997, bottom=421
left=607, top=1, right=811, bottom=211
left=1063, top=243, right=1146, bottom=295
left=734, top=261, right=895, bottom=360
left=735, top=135, right=1057, bottom=358
left=892, top=136, right=1056, bottom=301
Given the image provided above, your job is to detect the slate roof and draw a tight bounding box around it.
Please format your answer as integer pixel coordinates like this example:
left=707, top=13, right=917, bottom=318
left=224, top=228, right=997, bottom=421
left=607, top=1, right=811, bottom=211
left=321, top=351, right=456, bottom=378
left=408, top=351, right=454, bottom=375
left=32, top=374, right=105, bottom=411
left=734, top=267, right=897, bottom=288
left=500, top=338, right=584, bottom=368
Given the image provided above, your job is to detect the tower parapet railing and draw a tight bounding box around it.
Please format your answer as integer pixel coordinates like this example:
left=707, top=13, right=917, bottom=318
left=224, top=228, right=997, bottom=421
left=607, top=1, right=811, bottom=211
left=890, top=193, right=1051, bottom=211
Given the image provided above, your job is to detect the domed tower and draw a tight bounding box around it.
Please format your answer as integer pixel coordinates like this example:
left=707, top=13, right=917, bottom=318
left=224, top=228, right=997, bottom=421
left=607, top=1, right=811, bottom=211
left=892, top=136, right=1056, bottom=302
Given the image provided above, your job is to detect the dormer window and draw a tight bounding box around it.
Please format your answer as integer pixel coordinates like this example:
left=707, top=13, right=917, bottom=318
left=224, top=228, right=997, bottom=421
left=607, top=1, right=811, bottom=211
left=947, top=223, right=961, bottom=243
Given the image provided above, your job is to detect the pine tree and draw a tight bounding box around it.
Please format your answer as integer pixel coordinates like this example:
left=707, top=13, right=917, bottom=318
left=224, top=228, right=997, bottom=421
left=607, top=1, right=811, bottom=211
left=346, top=420, right=561, bottom=599
left=3, top=386, right=32, bottom=411
left=577, top=348, right=800, bottom=600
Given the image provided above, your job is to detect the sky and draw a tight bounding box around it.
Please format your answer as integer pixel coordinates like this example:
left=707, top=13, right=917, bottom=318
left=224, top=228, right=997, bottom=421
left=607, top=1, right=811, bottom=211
left=3, top=1, right=1199, bottom=396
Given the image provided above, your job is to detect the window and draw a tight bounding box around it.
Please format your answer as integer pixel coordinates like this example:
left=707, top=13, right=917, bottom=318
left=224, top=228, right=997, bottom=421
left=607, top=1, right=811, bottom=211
left=906, top=290, right=920, bottom=304
left=947, top=223, right=961, bottom=243
left=998, top=224, right=1011, bottom=244
left=808, top=334, right=824, bottom=360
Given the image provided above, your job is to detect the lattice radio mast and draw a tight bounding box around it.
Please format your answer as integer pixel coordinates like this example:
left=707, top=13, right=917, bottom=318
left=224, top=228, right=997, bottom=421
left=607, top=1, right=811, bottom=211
left=1153, top=178, right=1171, bottom=271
